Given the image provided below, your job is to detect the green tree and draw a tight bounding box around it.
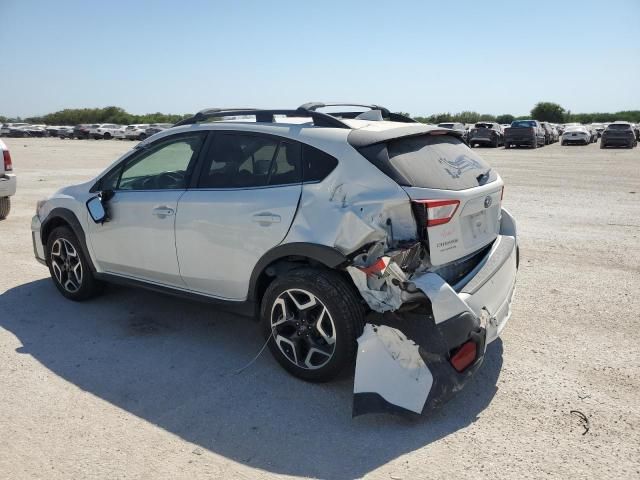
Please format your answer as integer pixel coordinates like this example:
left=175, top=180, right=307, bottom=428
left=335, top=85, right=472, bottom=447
left=496, top=114, right=515, bottom=124
left=531, top=102, right=566, bottom=123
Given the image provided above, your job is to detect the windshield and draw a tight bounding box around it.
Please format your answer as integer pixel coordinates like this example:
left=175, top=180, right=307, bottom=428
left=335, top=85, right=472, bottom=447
left=384, top=134, right=496, bottom=190
left=511, top=120, right=536, bottom=128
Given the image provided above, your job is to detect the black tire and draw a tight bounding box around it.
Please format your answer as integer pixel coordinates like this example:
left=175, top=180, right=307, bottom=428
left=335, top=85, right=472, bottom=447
left=600, top=142, right=605, bottom=149
left=504, top=143, right=510, bottom=149
left=46, top=226, right=103, bottom=301
left=531, top=139, right=537, bottom=149
left=0, top=197, right=10, bottom=219
left=103, top=132, right=112, bottom=140
left=138, top=133, right=146, bottom=141
left=261, top=268, right=365, bottom=382
left=492, top=137, right=499, bottom=148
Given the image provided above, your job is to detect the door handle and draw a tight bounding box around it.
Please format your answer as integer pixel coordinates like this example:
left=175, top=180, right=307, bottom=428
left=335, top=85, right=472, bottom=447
left=152, top=206, right=174, bottom=218
left=252, top=213, right=281, bottom=225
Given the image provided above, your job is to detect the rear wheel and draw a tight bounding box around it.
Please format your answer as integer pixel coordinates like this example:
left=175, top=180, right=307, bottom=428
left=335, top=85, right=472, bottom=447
left=0, top=197, right=10, bottom=219
left=531, top=139, right=537, bottom=149
left=46, top=226, right=103, bottom=301
left=492, top=137, right=499, bottom=148
left=103, top=132, right=112, bottom=140
left=261, top=268, right=365, bottom=382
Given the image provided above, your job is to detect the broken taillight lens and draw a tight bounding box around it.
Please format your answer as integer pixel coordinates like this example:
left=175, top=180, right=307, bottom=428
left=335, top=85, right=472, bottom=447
left=450, top=340, right=477, bottom=372
left=412, top=199, right=460, bottom=227
left=3, top=150, right=12, bottom=172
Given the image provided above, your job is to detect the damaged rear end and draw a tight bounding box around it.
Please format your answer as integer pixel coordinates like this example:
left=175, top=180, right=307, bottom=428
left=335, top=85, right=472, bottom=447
left=345, top=128, right=519, bottom=416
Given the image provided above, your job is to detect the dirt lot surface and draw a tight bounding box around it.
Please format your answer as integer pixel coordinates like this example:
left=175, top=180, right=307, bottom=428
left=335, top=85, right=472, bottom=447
left=1, top=137, right=638, bottom=479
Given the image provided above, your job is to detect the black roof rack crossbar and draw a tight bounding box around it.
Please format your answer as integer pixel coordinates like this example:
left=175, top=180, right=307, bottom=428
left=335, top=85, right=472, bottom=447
left=299, top=102, right=417, bottom=124
left=173, top=108, right=351, bottom=129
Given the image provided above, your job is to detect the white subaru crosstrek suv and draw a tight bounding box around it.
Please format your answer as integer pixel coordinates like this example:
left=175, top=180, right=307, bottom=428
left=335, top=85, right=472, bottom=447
left=0, top=139, right=16, bottom=218
left=31, top=104, right=519, bottom=416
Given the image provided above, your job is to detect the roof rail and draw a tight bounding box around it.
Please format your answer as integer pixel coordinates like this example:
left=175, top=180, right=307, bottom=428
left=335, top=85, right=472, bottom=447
left=173, top=107, right=351, bottom=129
left=299, top=102, right=417, bottom=124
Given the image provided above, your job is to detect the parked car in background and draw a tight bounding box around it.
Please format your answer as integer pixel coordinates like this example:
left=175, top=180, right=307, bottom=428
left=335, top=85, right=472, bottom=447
left=0, top=139, right=16, bottom=219
left=124, top=124, right=150, bottom=140
left=561, top=126, right=591, bottom=145
left=539, top=122, right=554, bottom=145
left=58, top=126, right=75, bottom=139
left=504, top=119, right=545, bottom=148
left=145, top=123, right=174, bottom=137
left=591, top=123, right=605, bottom=137
left=468, top=122, right=503, bottom=147
left=1, top=123, right=30, bottom=136
left=600, top=122, right=638, bottom=148
left=113, top=126, right=127, bottom=140
left=30, top=103, right=518, bottom=416
left=73, top=124, right=96, bottom=139
left=90, top=124, right=122, bottom=140
left=8, top=124, right=48, bottom=137
left=632, top=123, right=640, bottom=141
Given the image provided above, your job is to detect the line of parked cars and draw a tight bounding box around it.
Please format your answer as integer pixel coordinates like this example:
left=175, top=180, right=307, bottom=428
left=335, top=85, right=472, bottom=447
left=435, top=119, right=640, bottom=149
left=0, top=123, right=174, bottom=140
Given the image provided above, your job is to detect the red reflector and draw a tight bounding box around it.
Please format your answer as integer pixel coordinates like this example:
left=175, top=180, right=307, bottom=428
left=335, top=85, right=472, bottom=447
left=2, top=150, right=12, bottom=172
left=450, top=341, right=477, bottom=372
left=359, top=257, right=389, bottom=276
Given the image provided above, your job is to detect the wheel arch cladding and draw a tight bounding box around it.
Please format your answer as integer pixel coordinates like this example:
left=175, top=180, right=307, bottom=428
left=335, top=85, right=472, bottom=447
left=41, top=208, right=96, bottom=272
left=248, top=243, right=349, bottom=303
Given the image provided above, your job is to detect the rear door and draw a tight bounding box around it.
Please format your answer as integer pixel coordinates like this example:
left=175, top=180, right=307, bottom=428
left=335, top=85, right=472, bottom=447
left=175, top=132, right=302, bottom=300
left=383, top=134, right=503, bottom=266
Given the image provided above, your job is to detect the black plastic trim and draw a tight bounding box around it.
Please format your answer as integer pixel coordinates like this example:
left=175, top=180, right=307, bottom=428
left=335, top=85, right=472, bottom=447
left=247, top=243, right=348, bottom=302
left=40, top=208, right=96, bottom=272
left=95, top=272, right=255, bottom=317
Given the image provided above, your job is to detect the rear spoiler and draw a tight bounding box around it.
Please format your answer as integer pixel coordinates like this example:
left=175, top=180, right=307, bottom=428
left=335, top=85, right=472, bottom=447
left=347, top=124, right=464, bottom=148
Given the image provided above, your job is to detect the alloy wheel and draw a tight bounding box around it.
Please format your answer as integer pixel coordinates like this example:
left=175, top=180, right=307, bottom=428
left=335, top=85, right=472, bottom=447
left=270, top=289, right=337, bottom=370
left=50, top=238, right=83, bottom=293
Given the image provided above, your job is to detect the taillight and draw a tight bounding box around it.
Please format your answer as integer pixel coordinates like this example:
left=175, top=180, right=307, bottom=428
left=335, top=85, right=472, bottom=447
left=412, top=199, right=460, bottom=227
left=3, top=150, right=12, bottom=172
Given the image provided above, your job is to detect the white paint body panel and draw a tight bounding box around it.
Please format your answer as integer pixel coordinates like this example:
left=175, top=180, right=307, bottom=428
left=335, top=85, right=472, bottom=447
left=175, top=185, right=301, bottom=300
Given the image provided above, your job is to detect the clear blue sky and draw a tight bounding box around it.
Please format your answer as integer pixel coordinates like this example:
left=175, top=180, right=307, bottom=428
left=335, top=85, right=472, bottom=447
left=1, top=0, right=638, bottom=118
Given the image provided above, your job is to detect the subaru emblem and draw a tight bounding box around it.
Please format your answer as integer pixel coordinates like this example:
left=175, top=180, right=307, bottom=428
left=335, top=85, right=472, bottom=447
left=484, top=196, right=492, bottom=208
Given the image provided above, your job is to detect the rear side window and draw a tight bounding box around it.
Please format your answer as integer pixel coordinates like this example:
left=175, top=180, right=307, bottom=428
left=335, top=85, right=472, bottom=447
left=302, top=144, right=338, bottom=182
left=198, top=134, right=302, bottom=188
left=384, top=135, right=495, bottom=190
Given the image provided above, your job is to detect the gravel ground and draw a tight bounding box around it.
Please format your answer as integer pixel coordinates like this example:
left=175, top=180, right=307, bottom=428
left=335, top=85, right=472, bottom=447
left=0, top=137, right=638, bottom=480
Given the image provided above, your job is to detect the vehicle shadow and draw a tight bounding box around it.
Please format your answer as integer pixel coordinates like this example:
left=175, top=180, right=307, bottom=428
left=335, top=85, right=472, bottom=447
left=1, top=278, right=503, bottom=479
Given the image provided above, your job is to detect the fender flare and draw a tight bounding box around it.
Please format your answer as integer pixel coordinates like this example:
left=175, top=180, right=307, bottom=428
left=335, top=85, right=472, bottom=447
left=40, top=207, right=96, bottom=272
left=247, top=242, right=348, bottom=302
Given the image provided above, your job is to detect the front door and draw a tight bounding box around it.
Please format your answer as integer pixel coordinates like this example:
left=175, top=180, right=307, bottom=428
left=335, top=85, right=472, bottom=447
left=87, top=132, right=206, bottom=286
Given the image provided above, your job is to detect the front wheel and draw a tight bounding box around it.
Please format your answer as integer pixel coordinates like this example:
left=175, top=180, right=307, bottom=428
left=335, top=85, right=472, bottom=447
left=103, top=132, right=112, bottom=140
left=46, top=226, right=103, bottom=301
left=0, top=197, right=10, bottom=219
left=261, top=268, right=365, bottom=382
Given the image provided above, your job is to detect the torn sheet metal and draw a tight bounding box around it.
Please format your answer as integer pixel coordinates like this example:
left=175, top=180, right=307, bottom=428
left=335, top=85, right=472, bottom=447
left=353, top=324, right=433, bottom=415
left=346, top=265, right=404, bottom=312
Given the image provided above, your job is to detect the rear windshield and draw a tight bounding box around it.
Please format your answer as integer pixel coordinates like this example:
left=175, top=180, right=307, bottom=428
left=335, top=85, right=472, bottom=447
left=607, top=124, right=631, bottom=130
left=437, top=123, right=454, bottom=128
left=384, top=135, right=496, bottom=190
left=511, top=120, right=536, bottom=128
left=475, top=123, right=493, bottom=129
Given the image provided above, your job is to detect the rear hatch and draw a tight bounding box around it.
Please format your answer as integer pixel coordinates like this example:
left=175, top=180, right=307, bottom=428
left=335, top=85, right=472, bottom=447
left=470, top=123, right=495, bottom=140
left=357, top=133, right=503, bottom=267
left=603, top=125, right=634, bottom=140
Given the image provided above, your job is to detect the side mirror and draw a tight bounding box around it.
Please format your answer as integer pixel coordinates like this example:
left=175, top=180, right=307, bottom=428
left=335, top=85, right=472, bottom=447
left=87, top=196, right=107, bottom=224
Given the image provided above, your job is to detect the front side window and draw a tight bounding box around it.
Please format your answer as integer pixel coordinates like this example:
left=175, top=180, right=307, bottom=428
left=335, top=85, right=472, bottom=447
left=198, top=134, right=301, bottom=188
left=117, top=133, right=204, bottom=190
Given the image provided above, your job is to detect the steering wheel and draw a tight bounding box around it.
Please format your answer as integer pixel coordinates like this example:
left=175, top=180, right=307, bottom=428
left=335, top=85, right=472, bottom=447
left=154, top=171, right=184, bottom=189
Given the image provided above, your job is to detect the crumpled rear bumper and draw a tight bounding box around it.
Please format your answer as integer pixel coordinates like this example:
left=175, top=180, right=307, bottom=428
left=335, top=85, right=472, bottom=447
left=353, top=209, right=518, bottom=417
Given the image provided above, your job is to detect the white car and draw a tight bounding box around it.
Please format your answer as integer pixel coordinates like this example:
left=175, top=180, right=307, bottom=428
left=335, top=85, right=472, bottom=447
left=124, top=124, right=151, bottom=140
left=31, top=103, right=518, bottom=417
left=561, top=126, right=591, bottom=145
left=112, top=126, right=128, bottom=140
left=89, top=124, right=122, bottom=140
left=0, top=139, right=16, bottom=218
